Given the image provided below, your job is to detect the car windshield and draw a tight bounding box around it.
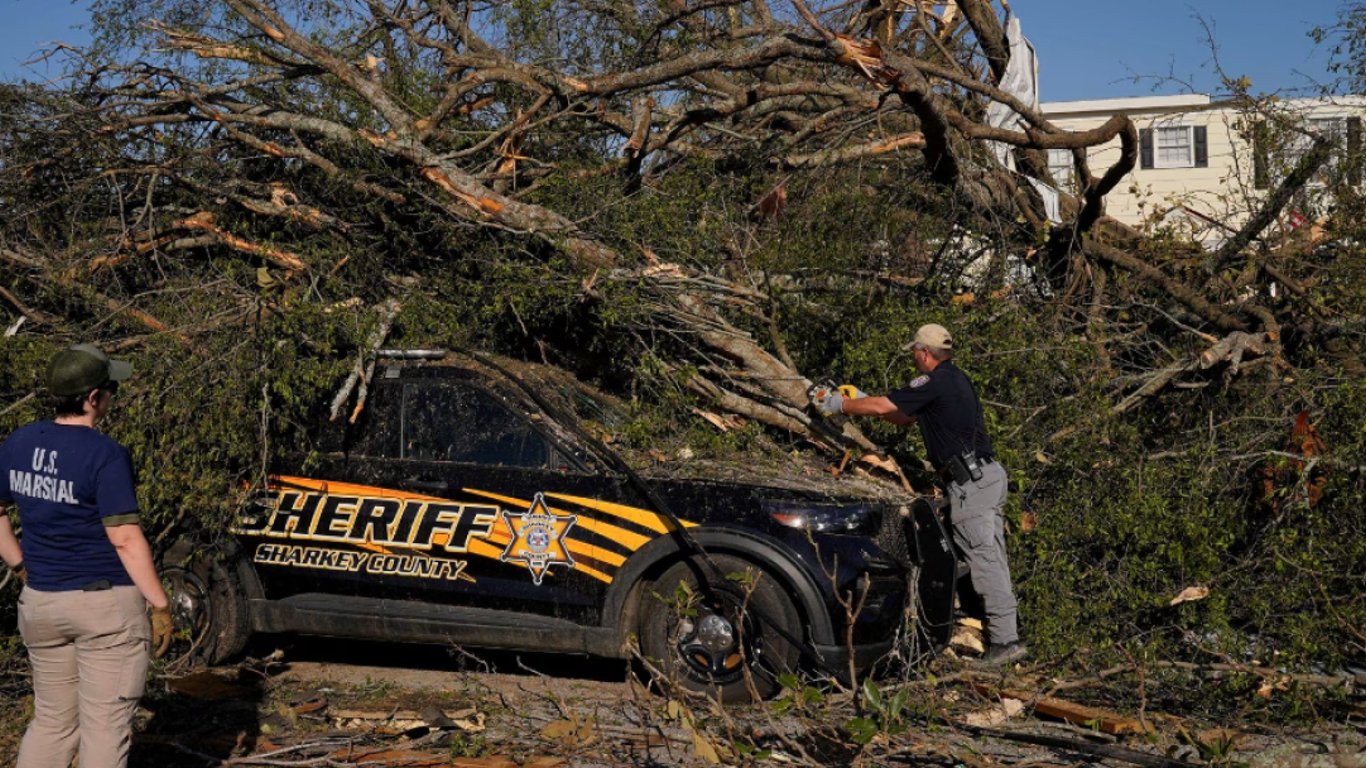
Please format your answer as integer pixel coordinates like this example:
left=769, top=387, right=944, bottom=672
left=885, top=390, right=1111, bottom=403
left=560, top=385, right=628, bottom=430
left=499, top=361, right=630, bottom=434
left=484, top=355, right=911, bottom=502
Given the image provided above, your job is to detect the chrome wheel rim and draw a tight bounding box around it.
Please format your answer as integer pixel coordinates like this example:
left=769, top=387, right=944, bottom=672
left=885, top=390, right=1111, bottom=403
left=165, top=567, right=212, bottom=656
left=673, top=597, right=753, bottom=683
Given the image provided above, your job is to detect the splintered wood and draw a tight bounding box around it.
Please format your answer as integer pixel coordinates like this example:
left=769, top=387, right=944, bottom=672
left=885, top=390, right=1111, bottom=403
left=970, top=682, right=1150, bottom=735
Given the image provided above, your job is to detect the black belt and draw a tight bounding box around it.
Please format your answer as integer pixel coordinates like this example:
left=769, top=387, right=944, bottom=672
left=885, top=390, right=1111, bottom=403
left=936, top=455, right=997, bottom=482
left=81, top=579, right=113, bottom=592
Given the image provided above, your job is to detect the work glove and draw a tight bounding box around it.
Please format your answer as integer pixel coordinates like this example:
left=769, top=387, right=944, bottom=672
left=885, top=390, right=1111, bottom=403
left=815, top=389, right=845, bottom=416
left=150, top=605, right=175, bottom=659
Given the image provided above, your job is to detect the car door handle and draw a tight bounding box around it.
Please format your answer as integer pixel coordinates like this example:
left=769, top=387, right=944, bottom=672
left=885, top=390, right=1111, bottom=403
left=405, top=479, right=448, bottom=493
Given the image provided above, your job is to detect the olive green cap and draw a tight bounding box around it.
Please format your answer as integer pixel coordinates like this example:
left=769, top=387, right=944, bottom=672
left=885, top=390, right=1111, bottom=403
left=46, top=344, right=132, bottom=397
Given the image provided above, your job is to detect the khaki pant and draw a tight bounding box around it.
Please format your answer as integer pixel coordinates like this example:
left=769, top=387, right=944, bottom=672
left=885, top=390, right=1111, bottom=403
left=948, top=460, right=1020, bottom=646
left=16, top=585, right=150, bottom=768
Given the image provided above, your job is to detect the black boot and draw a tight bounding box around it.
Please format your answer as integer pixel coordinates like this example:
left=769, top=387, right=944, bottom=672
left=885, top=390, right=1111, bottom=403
left=975, top=641, right=1028, bottom=668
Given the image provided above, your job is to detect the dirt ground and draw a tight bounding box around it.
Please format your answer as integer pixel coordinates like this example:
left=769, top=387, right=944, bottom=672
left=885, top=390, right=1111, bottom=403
left=0, top=635, right=1362, bottom=767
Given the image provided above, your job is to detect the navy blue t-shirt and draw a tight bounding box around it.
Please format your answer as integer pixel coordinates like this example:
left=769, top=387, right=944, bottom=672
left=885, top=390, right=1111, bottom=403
left=887, top=361, right=993, bottom=469
left=0, top=422, right=140, bottom=591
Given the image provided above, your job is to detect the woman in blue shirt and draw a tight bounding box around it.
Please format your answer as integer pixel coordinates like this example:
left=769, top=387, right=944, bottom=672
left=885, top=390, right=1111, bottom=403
left=0, top=344, right=174, bottom=768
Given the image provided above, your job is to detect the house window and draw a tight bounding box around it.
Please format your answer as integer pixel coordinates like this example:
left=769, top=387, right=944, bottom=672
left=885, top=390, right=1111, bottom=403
left=1253, top=115, right=1362, bottom=189
left=1310, top=117, right=1348, bottom=144
left=1288, top=118, right=1347, bottom=159
left=1155, top=126, right=1193, bottom=168
left=1139, top=124, right=1209, bottom=170
left=1046, top=148, right=1074, bottom=189
left=1288, top=117, right=1350, bottom=185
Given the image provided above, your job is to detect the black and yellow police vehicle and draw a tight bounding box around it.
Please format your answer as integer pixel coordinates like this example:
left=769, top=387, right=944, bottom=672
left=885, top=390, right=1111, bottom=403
left=163, top=353, right=958, bottom=701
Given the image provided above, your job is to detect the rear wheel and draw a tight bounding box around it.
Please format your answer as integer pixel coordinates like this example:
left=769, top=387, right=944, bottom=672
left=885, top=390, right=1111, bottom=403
left=160, top=540, right=251, bottom=666
left=638, top=554, right=801, bottom=703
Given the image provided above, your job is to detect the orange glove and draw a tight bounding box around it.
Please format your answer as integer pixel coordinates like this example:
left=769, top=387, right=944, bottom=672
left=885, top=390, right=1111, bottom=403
left=150, top=606, right=174, bottom=659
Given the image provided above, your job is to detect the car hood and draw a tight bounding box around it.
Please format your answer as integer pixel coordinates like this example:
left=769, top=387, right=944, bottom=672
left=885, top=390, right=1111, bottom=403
left=636, top=457, right=915, bottom=504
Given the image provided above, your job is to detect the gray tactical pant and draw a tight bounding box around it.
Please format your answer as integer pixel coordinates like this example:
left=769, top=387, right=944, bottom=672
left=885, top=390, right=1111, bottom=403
left=948, top=460, right=1020, bottom=645
left=17, top=585, right=150, bottom=768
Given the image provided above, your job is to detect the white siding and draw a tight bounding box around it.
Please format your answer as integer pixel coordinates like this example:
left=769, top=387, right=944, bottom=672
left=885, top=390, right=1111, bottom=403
left=1041, top=96, right=1366, bottom=241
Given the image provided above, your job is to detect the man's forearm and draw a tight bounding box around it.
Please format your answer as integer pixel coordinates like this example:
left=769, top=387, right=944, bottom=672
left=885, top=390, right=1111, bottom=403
left=842, top=395, right=901, bottom=417
left=881, top=412, right=916, bottom=426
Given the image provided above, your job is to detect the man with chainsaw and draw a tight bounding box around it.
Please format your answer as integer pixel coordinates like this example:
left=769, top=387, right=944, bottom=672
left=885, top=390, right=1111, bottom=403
left=814, top=323, right=1026, bottom=667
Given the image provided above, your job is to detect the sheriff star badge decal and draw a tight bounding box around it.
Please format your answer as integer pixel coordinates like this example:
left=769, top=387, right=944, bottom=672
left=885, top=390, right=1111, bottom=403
left=500, top=493, right=576, bottom=585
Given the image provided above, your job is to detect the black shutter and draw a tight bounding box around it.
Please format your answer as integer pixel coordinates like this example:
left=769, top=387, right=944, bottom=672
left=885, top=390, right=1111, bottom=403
left=1253, top=122, right=1270, bottom=190
left=1194, top=126, right=1208, bottom=167
left=1140, top=128, right=1154, bottom=169
left=1348, top=117, right=1362, bottom=185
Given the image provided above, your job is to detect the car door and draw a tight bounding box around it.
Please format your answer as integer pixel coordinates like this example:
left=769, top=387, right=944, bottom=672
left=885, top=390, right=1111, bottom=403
left=234, top=384, right=402, bottom=601
left=351, top=369, right=629, bottom=624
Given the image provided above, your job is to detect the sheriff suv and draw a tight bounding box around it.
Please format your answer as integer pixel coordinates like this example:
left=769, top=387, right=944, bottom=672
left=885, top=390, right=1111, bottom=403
left=163, top=353, right=957, bottom=701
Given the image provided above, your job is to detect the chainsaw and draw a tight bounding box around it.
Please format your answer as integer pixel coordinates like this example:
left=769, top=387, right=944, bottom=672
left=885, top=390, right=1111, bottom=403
left=806, top=380, right=865, bottom=415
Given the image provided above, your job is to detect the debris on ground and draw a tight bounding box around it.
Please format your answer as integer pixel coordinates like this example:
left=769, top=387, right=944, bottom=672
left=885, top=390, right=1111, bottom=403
left=0, top=641, right=1360, bottom=767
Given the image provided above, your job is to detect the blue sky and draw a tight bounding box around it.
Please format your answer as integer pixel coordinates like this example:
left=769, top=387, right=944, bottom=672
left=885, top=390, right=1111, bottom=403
left=0, top=0, right=1348, bottom=98
left=1026, top=1, right=1342, bottom=101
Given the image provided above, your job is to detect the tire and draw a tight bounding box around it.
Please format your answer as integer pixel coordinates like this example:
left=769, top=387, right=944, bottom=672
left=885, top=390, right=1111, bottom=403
left=638, top=554, right=801, bottom=703
left=160, top=540, right=251, bottom=666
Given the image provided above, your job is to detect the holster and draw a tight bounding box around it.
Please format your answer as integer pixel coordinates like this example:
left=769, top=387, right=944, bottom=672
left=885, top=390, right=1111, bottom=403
left=943, top=450, right=984, bottom=485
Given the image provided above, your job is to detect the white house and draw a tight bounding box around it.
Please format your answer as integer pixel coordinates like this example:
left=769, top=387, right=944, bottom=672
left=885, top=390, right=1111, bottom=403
left=1040, top=94, right=1365, bottom=245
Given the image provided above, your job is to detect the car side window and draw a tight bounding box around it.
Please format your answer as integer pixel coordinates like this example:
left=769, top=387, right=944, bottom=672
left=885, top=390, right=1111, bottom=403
left=401, top=381, right=551, bottom=468
left=347, top=382, right=402, bottom=458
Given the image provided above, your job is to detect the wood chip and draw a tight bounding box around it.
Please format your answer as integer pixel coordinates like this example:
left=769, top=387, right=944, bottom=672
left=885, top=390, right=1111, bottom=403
left=951, top=619, right=985, bottom=654
left=291, top=696, right=328, bottom=715
left=963, top=697, right=1025, bottom=727
left=692, top=408, right=733, bottom=432
left=1169, top=586, right=1210, bottom=606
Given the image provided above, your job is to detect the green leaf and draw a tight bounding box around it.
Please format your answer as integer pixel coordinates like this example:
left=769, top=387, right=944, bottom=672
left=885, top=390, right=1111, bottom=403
left=862, top=678, right=883, bottom=712
left=845, top=717, right=878, bottom=745
left=888, top=690, right=908, bottom=720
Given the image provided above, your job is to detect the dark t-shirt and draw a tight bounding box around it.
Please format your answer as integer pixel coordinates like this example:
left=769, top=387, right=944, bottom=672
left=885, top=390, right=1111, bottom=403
left=0, top=422, right=140, bottom=591
left=887, top=361, right=992, bottom=469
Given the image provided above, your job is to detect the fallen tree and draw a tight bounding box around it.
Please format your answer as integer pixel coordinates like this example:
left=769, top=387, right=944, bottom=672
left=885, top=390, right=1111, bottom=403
left=5, top=1, right=1351, bottom=442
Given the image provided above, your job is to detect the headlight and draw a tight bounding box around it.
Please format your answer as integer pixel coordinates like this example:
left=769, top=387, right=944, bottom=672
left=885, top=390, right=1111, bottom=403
left=765, top=502, right=881, bottom=535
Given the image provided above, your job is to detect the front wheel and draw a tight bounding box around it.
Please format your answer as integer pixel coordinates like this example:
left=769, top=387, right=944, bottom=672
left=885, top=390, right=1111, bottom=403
left=160, top=540, right=251, bottom=666
left=638, top=554, right=802, bottom=703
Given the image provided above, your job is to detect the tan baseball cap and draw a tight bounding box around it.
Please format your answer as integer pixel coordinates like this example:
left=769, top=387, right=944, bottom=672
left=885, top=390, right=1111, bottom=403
left=905, top=323, right=953, bottom=351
